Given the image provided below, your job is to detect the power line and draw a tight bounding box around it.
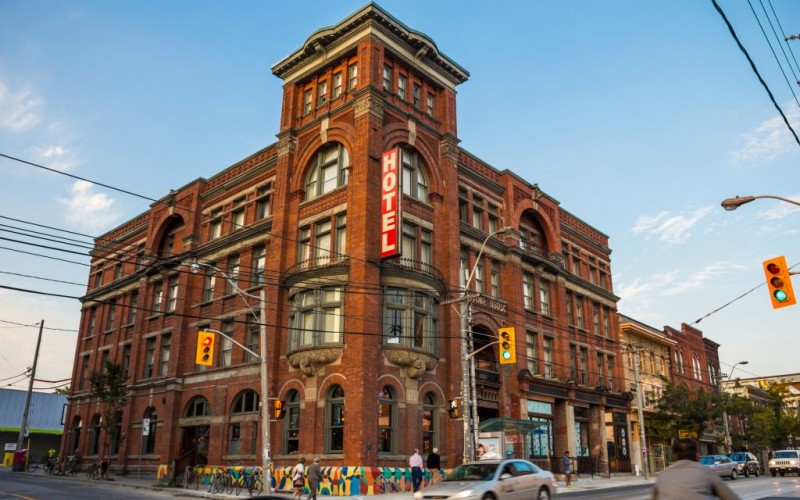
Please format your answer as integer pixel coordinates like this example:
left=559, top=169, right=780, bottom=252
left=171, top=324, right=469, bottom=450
left=749, top=0, right=800, bottom=107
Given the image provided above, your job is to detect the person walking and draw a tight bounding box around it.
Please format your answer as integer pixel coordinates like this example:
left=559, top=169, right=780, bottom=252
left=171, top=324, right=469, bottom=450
left=306, top=457, right=322, bottom=500
left=409, top=448, right=423, bottom=492
left=563, top=450, right=573, bottom=488
left=652, top=439, right=739, bottom=499
left=427, top=448, right=442, bottom=483
left=292, top=457, right=306, bottom=499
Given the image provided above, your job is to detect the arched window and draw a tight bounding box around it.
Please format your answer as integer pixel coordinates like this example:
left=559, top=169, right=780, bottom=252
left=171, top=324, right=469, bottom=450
left=229, top=390, right=259, bottom=456
left=184, top=396, right=211, bottom=417
left=305, top=143, right=349, bottom=200
left=231, top=390, right=259, bottom=414
left=421, top=392, right=438, bottom=454
left=110, top=411, right=123, bottom=455
left=325, top=384, right=345, bottom=453
left=378, top=386, right=396, bottom=455
left=90, top=414, right=102, bottom=455
left=400, top=148, right=429, bottom=202
left=383, top=287, right=438, bottom=353
left=157, top=217, right=185, bottom=258
left=70, top=416, right=82, bottom=455
left=282, top=390, right=301, bottom=454
left=143, top=407, right=157, bottom=454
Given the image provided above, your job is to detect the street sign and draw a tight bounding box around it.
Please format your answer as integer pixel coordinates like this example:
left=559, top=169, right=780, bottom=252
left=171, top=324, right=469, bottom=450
left=4, top=443, right=16, bottom=451
left=142, top=418, right=150, bottom=436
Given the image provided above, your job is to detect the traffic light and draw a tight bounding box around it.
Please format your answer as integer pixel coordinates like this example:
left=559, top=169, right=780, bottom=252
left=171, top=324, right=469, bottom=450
left=763, top=256, right=796, bottom=309
left=195, top=330, right=215, bottom=366
left=498, top=327, right=516, bottom=364
left=448, top=399, right=460, bottom=419
left=274, top=400, right=286, bottom=420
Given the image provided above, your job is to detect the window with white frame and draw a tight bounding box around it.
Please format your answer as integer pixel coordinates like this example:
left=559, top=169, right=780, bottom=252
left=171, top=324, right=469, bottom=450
left=203, top=265, right=216, bottom=302
left=347, top=63, right=357, bottom=90
left=382, top=287, right=438, bottom=353
left=317, top=81, right=327, bottom=107
left=305, top=143, right=349, bottom=200
left=221, top=320, right=234, bottom=367
left=167, top=277, right=179, bottom=312
left=490, top=261, right=500, bottom=298
left=401, top=221, right=432, bottom=267
left=251, top=246, right=265, bottom=287
left=426, top=93, right=434, bottom=118
left=210, top=209, right=222, bottom=240
left=144, top=337, right=156, bottom=378
left=523, top=273, right=534, bottom=309
left=398, top=74, right=407, bottom=100
left=332, top=72, right=342, bottom=99
left=246, top=314, right=260, bottom=363
left=539, top=280, right=550, bottom=316
left=106, top=299, right=116, bottom=331
left=159, top=334, right=170, bottom=376
left=298, top=213, right=346, bottom=268
left=303, top=89, right=312, bottom=115
left=412, top=84, right=421, bottom=109
left=226, top=255, right=240, bottom=295
left=543, top=337, right=554, bottom=378
left=474, top=260, right=484, bottom=294
left=575, top=295, right=584, bottom=328
left=256, top=183, right=272, bottom=220
left=289, top=287, right=344, bottom=349
left=592, top=303, right=600, bottom=334
left=326, top=385, right=345, bottom=453
left=527, top=331, right=538, bottom=374
left=232, top=197, right=245, bottom=231
left=152, top=281, right=163, bottom=313
left=400, top=148, right=429, bottom=202
left=383, top=65, right=392, bottom=92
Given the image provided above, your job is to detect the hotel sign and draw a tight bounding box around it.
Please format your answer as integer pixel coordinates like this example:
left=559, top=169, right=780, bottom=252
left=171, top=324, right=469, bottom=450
left=380, top=148, right=401, bottom=259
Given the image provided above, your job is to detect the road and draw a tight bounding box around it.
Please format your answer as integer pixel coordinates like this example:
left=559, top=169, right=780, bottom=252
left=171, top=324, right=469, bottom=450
left=566, top=475, right=800, bottom=499
left=0, top=471, right=173, bottom=500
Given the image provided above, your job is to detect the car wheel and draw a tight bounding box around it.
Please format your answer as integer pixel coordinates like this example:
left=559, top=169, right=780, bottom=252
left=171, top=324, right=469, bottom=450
left=537, top=487, right=551, bottom=500
left=731, top=469, right=737, bottom=480
left=754, top=467, right=760, bottom=477
left=480, top=494, right=497, bottom=500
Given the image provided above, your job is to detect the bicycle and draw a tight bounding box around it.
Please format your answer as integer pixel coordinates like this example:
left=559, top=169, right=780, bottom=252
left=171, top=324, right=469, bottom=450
left=26, top=457, right=40, bottom=473
left=66, top=454, right=80, bottom=477
left=208, top=467, right=227, bottom=494
left=86, top=459, right=103, bottom=480
left=182, top=465, right=200, bottom=490
left=247, top=467, right=264, bottom=497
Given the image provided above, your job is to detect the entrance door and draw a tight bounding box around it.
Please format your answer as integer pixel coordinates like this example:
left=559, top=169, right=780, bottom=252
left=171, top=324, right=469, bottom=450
left=180, top=426, right=209, bottom=468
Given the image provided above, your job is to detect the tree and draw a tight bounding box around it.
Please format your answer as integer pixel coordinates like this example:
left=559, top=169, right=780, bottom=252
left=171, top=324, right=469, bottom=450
left=746, top=381, right=800, bottom=450
left=653, top=378, right=727, bottom=440
left=53, top=386, right=70, bottom=395
left=89, top=361, right=127, bottom=470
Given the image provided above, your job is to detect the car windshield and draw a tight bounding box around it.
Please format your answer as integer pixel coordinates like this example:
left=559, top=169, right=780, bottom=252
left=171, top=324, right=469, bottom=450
left=729, top=454, right=745, bottom=461
left=775, top=451, right=799, bottom=459
left=444, top=463, right=498, bottom=482
left=699, top=456, right=715, bottom=465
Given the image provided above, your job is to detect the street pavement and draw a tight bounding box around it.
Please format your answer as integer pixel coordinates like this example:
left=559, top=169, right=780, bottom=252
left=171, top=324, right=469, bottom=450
left=2, top=465, right=657, bottom=498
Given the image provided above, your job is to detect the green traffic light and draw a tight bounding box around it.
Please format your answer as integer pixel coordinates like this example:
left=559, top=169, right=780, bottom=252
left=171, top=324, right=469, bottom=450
left=775, top=290, right=789, bottom=302
left=502, top=351, right=511, bottom=360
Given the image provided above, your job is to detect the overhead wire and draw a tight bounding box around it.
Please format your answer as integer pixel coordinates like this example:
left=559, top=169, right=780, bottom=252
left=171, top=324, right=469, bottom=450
left=749, top=0, right=800, bottom=107
left=765, top=0, right=800, bottom=74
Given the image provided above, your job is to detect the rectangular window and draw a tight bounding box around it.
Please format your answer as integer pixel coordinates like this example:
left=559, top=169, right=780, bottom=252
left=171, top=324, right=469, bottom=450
left=163, top=233, right=175, bottom=257
left=127, top=292, right=138, bottom=325
left=88, top=307, right=96, bottom=336
left=135, top=246, right=145, bottom=271
left=251, top=246, right=265, bottom=287
left=159, top=334, right=171, bottom=376
left=606, top=356, right=615, bottom=390
left=101, top=350, right=110, bottom=374
left=210, top=209, right=222, bottom=240
left=597, top=353, right=605, bottom=388
left=114, top=261, right=123, bottom=280
left=226, top=255, right=240, bottom=295
left=472, top=199, right=483, bottom=230
left=332, top=72, right=342, bottom=98
left=572, top=254, right=581, bottom=276
left=543, top=337, right=554, bottom=378
left=603, top=308, right=610, bottom=337
left=575, top=296, right=584, bottom=328
left=580, top=347, right=588, bottom=384
left=94, top=271, right=102, bottom=289
left=348, top=63, right=357, bottom=90
left=526, top=331, right=538, bottom=375
left=570, top=344, right=577, bottom=381
left=317, top=81, right=327, bottom=107
left=398, top=75, right=406, bottom=100
left=232, top=197, right=245, bottom=231
left=487, top=205, right=498, bottom=234
left=256, top=184, right=272, bottom=219
left=167, top=278, right=179, bottom=312
left=221, top=320, right=234, bottom=367
left=539, top=281, right=550, bottom=316
left=523, top=273, right=533, bottom=309
left=566, top=293, right=574, bottom=326
left=383, top=65, right=392, bottom=92
left=152, top=281, right=163, bottom=313
left=303, top=89, right=312, bottom=114
left=122, top=344, right=132, bottom=380
left=490, top=262, right=500, bottom=298
left=336, top=214, right=347, bottom=262
left=592, top=303, right=600, bottom=334
left=426, top=93, right=434, bottom=118
left=412, top=84, right=421, bottom=109
left=79, top=355, right=89, bottom=390
left=203, top=266, right=216, bottom=302
left=106, top=299, right=116, bottom=331
left=246, top=314, right=260, bottom=363
left=474, top=260, right=484, bottom=294
left=144, top=337, right=156, bottom=378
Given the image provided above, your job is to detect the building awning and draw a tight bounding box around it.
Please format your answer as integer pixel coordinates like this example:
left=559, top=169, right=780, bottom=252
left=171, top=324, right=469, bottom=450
left=478, top=417, right=545, bottom=434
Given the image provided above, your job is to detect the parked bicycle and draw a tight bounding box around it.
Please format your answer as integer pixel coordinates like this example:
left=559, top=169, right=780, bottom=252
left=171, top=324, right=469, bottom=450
left=182, top=465, right=200, bottom=490
left=86, top=459, right=104, bottom=480
left=233, top=466, right=263, bottom=496
left=66, top=454, right=80, bottom=477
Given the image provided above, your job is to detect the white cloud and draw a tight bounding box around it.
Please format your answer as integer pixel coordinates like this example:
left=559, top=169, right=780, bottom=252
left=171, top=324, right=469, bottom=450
left=662, top=261, right=744, bottom=296
left=30, top=145, right=78, bottom=172
left=732, top=108, right=800, bottom=162
left=0, top=79, right=43, bottom=132
left=631, top=206, right=713, bottom=244
left=59, top=180, right=121, bottom=231
left=755, top=193, right=800, bottom=220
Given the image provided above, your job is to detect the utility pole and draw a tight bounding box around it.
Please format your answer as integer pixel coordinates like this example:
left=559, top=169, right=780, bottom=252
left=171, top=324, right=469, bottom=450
left=17, top=321, right=44, bottom=454
left=631, top=346, right=649, bottom=479
left=259, top=289, right=271, bottom=494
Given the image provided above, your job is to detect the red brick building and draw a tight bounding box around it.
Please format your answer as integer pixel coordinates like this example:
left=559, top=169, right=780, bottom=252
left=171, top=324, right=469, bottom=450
left=64, top=3, right=629, bottom=483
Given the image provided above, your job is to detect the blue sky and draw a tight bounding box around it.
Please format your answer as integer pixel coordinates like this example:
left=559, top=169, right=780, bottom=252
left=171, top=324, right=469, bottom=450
left=1, top=0, right=799, bottom=389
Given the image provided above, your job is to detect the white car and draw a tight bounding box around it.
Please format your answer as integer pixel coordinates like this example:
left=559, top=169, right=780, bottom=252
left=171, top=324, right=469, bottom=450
left=769, top=450, right=800, bottom=477
left=413, top=458, right=557, bottom=500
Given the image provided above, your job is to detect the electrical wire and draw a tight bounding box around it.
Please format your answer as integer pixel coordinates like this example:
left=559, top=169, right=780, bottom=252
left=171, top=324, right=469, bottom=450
left=749, top=0, right=800, bottom=107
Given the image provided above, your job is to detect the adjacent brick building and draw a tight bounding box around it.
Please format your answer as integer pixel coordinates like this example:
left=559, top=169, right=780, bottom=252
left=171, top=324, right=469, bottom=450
left=64, top=3, right=630, bottom=485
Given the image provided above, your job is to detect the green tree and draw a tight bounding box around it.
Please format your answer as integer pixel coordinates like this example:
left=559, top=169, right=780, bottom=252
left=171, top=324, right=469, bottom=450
left=89, top=361, right=127, bottom=470
left=53, top=386, right=70, bottom=395
left=653, top=378, right=726, bottom=440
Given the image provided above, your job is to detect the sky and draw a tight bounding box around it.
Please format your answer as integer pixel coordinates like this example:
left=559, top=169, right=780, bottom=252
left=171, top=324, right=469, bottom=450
left=1, top=0, right=799, bottom=391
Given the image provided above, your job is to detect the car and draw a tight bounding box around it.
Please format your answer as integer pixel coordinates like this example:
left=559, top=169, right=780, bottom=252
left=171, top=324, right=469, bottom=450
left=728, top=451, right=760, bottom=477
left=768, top=449, right=800, bottom=477
left=413, top=458, right=557, bottom=500
left=699, top=455, right=738, bottom=480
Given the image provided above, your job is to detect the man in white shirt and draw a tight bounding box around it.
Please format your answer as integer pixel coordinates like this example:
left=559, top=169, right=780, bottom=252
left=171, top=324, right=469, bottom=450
left=409, top=448, right=423, bottom=492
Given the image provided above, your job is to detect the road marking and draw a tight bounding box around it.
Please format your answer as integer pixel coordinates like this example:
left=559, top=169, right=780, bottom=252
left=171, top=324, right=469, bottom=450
left=0, top=491, right=37, bottom=500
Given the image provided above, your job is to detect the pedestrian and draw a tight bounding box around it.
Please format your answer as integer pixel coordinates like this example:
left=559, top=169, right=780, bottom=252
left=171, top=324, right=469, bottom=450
left=563, top=450, right=573, bottom=488
left=292, top=456, right=306, bottom=499
left=409, top=448, right=423, bottom=492
left=652, top=439, right=739, bottom=500
left=427, top=447, right=442, bottom=483
left=306, top=457, right=322, bottom=500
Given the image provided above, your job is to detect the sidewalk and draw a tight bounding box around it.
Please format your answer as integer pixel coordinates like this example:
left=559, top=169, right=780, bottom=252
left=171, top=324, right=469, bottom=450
left=1, top=465, right=657, bottom=498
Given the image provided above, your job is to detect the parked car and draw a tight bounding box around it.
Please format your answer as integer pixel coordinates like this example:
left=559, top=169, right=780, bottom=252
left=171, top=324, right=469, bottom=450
left=728, top=451, right=760, bottom=477
left=768, top=449, right=800, bottom=477
left=413, top=458, right=557, bottom=500
left=699, top=455, right=738, bottom=480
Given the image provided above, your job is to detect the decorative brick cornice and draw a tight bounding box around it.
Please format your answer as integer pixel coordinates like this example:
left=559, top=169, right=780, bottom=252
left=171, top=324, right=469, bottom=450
left=277, top=136, right=297, bottom=157
left=354, top=96, right=385, bottom=120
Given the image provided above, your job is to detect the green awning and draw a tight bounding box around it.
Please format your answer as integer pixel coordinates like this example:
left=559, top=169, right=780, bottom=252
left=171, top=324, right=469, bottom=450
left=478, top=417, right=544, bottom=434
left=0, top=427, right=63, bottom=435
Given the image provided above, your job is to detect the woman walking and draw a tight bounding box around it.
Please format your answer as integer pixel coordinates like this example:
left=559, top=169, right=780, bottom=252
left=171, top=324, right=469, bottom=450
left=292, top=457, right=306, bottom=498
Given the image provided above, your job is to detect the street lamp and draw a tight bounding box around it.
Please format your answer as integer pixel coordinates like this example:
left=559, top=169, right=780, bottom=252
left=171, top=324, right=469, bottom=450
left=722, top=360, right=749, bottom=453
left=721, top=195, right=800, bottom=211
left=187, top=261, right=272, bottom=494
left=454, top=226, right=513, bottom=462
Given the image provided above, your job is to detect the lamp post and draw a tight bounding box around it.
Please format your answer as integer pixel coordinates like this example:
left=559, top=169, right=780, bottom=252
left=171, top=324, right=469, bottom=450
left=722, top=360, right=749, bottom=454
left=721, top=195, right=800, bottom=211
left=188, top=262, right=271, bottom=494
left=454, top=226, right=513, bottom=462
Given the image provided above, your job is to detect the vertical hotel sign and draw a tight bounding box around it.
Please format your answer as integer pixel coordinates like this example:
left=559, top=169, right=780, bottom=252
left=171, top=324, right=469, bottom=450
left=380, top=148, right=401, bottom=259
